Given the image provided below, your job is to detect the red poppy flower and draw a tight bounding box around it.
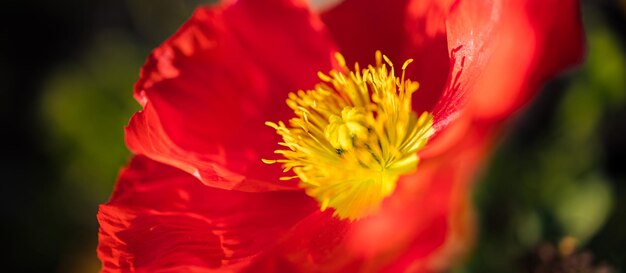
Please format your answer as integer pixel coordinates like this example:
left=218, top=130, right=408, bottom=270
left=97, top=0, right=583, bottom=272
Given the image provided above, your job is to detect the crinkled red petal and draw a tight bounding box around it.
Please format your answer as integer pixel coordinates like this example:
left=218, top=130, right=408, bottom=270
left=321, top=0, right=452, bottom=118
left=126, top=0, right=338, bottom=191
left=99, top=129, right=489, bottom=273
left=241, top=122, right=493, bottom=272
left=322, top=0, right=583, bottom=138
left=320, top=0, right=410, bottom=65
left=403, top=0, right=582, bottom=159
left=104, top=0, right=585, bottom=272
left=382, top=121, right=494, bottom=272
left=241, top=133, right=485, bottom=273
left=444, top=0, right=584, bottom=121
left=97, top=156, right=318, bottom=272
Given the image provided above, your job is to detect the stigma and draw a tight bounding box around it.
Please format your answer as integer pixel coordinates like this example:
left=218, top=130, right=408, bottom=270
left=263, top=51, right=434, bottom=220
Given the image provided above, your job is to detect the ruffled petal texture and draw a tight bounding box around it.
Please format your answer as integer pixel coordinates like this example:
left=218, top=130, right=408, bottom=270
left=98, top=156, right=318, bottom=272
left=317, top=0, right=583, bottom=271
left=238, top=121, right=490, bottom=273
left=126, top=0, right=339, bottom=192
left=320, top=0, right=453, bottom=119
left=445, top=0, right=584, bottom=120
left=417, top=0, right=584, bottom=157
left=98, top=135, right=487, bottom=273
left=321, top=0, right=584, bottom=134
left=100, top=0, right=585, bottom=272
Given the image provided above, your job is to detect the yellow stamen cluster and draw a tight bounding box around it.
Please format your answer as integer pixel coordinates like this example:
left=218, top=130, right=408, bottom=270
left=264, top=52, right=434, bottom=220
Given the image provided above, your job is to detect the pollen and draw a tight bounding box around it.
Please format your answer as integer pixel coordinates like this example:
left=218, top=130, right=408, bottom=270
left=264, top=51, right=435, bottom=220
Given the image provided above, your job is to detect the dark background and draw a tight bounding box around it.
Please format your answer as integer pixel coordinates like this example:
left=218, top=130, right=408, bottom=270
left=1, top=0, right=624, bottom=272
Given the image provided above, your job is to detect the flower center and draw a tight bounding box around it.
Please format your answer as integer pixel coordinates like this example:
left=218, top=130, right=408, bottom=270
left=263, top=51, right=434, bottom=220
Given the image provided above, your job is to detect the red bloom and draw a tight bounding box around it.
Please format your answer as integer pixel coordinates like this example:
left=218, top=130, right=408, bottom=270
left=98, top=0, right=583, bottom=272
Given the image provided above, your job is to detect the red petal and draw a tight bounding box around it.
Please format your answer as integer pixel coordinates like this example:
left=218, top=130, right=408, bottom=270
left=321, top=0, right=455, bottom=117
left=320, top=0, right=410, bottom=65
left=322, top=0, right=583, bottom=133
left=411, top=0, right=583, bottom=130
left=344, top=159, right=454, bottom=273
left=100, top=128, right=490, bottom=273
left=244, top=211, right=356, bottom=272
left=127, top=0, right=338, bottom=191
left=403, top=0, right=457, bottom=117
left=381, top=122, right=492, bottom=272
left=97, top=156, right=317, bottom=272
left=444, top=0, right=584, bottom=121
left=241, top=123, right=492, bottom=272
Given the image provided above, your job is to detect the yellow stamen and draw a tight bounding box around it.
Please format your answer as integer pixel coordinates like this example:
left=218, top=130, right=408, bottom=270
left=265, top=51, right=434, bottom=220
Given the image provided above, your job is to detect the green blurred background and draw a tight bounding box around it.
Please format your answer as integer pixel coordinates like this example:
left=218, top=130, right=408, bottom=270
left=1, top=0, right=624, bottom=272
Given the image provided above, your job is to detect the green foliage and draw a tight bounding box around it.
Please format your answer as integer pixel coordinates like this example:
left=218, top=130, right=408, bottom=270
left=40, top=32, right=142, bottom=203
